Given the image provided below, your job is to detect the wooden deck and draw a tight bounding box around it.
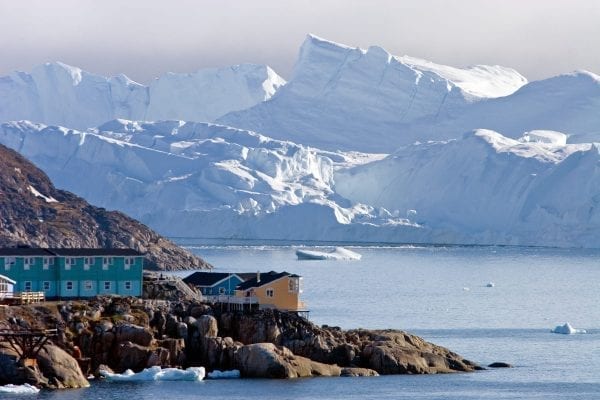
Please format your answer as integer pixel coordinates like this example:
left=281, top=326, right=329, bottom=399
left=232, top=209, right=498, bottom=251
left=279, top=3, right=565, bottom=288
left=0, top=291, right=45, bottom=305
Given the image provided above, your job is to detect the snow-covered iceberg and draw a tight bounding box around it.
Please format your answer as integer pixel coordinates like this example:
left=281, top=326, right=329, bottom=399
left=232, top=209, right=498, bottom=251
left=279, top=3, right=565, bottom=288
left=219, top=34, right=528, bottom=152
left=5, top=121, right=600, bottom=247
left=0, top=62, right=285, bottom=130
left=100, top=366, right=205, bottom=382
left=296, top=247, right=362, bottom=260
left=0, top=383, right=40, bottom=394
left=207, top=369, right=241, bottom=379
left=551, top=323, right=587, bottom=335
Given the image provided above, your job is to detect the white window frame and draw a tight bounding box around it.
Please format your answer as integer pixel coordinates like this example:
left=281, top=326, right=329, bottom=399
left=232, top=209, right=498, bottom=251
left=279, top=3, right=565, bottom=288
left=266, top=288, right=274, bottom=298
left=83, top=280, right=93, bottom=291
left=84, top=257, right=93, bottom=266
left=24, top=281, right=32, bottom=291
left=66, top=281, right=74, bottom=291
left=103, top=281, right=111, bottom=291
left=124, top=281, right=132, bottom=290
left=65, top=257, right=76, bottom=270
left=103, top=257, right=113, bottom=270
left=6, top=257, right=16, bottom=266
left=43, top=281, right=51, bottom=291
left=43, top=257, right=52, bottom=270
left=24, top=257, right=34, bottom=269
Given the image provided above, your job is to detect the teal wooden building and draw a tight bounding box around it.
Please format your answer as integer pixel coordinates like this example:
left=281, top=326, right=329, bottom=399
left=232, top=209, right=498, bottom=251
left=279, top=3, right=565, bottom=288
left=0, top=247, right=144, bottom=299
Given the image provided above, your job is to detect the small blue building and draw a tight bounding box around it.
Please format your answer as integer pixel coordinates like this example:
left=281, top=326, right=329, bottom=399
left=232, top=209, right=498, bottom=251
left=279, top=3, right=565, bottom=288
left=183, top=272, right=246, bottom=296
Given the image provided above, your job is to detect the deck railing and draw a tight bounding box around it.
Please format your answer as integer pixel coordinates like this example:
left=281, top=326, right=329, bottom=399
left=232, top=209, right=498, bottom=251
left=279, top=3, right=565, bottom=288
left=0, top=291, right=45, bottom=304
left=204, top=294, right=259, bottom=304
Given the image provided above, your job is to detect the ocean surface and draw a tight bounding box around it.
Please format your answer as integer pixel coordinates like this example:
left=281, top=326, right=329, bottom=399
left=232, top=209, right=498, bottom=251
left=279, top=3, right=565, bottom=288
left=5, top=245, right=600, bottom=399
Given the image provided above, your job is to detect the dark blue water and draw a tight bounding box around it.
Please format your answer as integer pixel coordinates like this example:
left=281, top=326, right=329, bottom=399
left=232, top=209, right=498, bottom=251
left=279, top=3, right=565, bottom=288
left=4, top=246, right=599, bottom=399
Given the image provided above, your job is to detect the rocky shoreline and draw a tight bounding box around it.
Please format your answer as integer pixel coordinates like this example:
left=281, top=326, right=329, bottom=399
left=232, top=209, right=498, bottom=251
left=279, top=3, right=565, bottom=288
left=0, top=294, right=482, bottom=389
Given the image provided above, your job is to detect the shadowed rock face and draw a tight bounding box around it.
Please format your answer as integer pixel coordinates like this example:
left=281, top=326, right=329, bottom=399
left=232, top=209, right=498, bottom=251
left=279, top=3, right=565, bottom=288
left=0, top=144, right=210, bottom=270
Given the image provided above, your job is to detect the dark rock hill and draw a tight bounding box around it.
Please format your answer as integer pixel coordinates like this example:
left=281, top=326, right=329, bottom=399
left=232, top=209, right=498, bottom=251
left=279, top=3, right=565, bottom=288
left=0, top=144, right=210, bottom=270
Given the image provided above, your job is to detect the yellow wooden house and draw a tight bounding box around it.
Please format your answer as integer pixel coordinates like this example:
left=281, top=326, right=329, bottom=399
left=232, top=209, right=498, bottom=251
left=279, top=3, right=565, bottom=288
left=235, top=271, right=307, bottom=313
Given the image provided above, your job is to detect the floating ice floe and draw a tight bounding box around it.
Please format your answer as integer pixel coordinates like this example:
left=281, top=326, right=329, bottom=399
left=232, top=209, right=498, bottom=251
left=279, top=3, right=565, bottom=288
left=296, top=247, right=362, bottom=261
left=207, top=369, right=241, bottom=379
left=551, top=322, right=587, bottom=335
left=100, top=366, right=205, bottom=381
left=0, top=383, right=40, bottom=394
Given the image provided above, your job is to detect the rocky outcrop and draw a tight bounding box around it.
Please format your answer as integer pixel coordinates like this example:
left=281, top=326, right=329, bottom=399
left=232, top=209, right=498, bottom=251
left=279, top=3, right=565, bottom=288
left=0, top=144, right=210, bottom=271
left=1, top=298, right=480, bottom=387
left=219, top=310, right=480, bottom=375
left=359, top=330, right=476, bottom=374
left=234, top=343, right=342, bottom=378
left=340, top=367, right=379, bottom=377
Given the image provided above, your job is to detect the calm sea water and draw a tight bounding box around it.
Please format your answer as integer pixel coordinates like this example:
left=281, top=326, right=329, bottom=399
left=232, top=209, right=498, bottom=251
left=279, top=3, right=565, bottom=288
left=5, top=245, right=600, bottom=399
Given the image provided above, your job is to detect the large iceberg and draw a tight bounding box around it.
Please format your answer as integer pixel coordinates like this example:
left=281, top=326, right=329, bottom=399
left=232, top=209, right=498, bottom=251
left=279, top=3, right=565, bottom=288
left=4, top=122, right=600, bottom=247
left=219, top=36, right=600, bottom=153
left=1, top=34, right=600, bottom=249
left=296, top=247, right=362, bottom=260
left=218, top=34, right=528, bottom=152
left=0, top=62, right=285, bottom=130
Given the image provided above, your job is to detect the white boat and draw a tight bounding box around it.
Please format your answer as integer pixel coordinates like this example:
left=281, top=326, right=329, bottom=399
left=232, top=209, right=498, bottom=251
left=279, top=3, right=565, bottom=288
left=295, top=247, right=361, bottom=261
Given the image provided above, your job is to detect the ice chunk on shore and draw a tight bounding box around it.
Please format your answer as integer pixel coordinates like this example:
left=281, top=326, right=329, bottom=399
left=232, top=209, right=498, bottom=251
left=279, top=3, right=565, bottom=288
left=551, top=322, right=587, bottom=334
left=207, top=369, right=241, bottom=379
left=296, top=246, right=362, bottom=260
left=100, top=366, right=205, bottom=381
left=0, top=383, right=40, bottom=394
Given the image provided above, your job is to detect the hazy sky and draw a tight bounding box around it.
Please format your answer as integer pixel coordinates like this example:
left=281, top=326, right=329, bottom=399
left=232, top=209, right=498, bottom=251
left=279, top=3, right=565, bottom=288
left=1, top=0, right=599, bottom=83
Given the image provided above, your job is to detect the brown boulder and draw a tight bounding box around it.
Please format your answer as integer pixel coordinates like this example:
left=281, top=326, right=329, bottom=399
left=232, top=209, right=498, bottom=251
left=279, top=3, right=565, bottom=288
left=115, top=324, right=153, bottom=347
left=195, top=315, right=218, bottom=338
left=36, top=344, right=90, bottom=389
left=116, top=341, right=152, bottom=371
left=234, top=343, right=341, bottom=379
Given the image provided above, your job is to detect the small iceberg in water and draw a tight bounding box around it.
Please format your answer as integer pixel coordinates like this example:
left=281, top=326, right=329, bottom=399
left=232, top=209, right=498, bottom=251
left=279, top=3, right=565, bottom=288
left=207, top=369, right=241, bottom=379
left=551, top=322, right=587, bottom=335
left=100, top=366, right=205, bottom=381
left=0, top=383, right=40, bottom=394
left=296, top=247, right=361, bottom=261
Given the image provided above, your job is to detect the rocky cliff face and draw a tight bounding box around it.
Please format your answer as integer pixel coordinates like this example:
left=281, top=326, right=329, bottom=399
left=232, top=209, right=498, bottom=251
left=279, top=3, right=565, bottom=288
left=0, top=144, right=210, bottom=270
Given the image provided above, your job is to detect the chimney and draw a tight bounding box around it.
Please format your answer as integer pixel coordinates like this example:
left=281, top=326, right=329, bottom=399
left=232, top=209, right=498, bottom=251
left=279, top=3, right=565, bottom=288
left=256, top=271, right=260, bottom=283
